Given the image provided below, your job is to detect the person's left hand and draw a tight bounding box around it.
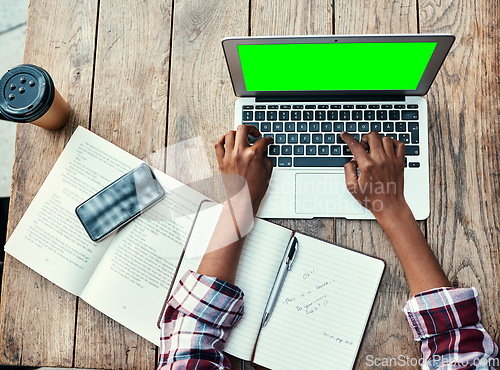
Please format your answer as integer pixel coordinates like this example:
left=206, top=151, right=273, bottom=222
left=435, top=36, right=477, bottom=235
left=197, top=126, right=273, bottom=282
left=215, top=124, right=274, bottom=215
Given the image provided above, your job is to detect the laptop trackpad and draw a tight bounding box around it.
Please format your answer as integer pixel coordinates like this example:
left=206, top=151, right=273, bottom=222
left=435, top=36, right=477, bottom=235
left=295, top=173, right=365, bottom=215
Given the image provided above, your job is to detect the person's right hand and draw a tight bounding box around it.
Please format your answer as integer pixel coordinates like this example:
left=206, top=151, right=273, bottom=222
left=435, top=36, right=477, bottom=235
left=342, top=132, right=453, bottom=297
left=341, top=131, right=408, bottom=218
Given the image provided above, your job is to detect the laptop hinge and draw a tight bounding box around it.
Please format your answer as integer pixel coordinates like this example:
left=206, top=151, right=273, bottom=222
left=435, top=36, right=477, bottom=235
left=255, top=95, right=406, bottom=102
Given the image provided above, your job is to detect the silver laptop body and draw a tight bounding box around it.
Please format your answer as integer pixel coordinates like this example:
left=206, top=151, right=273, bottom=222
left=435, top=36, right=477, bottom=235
left=223, top=34, right=454, bottom=220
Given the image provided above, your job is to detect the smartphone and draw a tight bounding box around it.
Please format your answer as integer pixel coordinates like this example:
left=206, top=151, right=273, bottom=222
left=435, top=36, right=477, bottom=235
left=75, top=163, right=165, bottom=242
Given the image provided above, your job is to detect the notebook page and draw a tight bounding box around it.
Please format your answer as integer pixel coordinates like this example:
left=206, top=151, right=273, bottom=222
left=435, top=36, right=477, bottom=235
left=254, top=233, right=385, bottom=370
left=223, top=219, right=293, bottom=361
left=172, top=201, right=224, bottom=286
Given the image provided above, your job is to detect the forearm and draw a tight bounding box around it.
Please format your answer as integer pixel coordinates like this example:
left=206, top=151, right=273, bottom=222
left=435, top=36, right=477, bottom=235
left=376, top=202, right=451, bottom=296
left=197, top=201, right=253, bottom=284
left=200, top=124, right=272, bottom=284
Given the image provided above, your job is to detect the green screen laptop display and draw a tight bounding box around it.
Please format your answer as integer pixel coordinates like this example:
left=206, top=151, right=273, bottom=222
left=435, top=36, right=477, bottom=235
left=237, top=42, right=437, bottom=92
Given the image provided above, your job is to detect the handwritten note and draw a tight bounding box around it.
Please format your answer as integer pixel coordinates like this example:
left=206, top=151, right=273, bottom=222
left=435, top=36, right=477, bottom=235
left=253, top=233, right=385, bottom=370
left=281, top=269, right=335, bottom=316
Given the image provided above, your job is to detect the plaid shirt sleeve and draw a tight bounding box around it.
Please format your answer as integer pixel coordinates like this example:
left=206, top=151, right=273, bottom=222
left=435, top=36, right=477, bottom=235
left=404, top=287, right=499, bottom=369
left=157, top=270, right=244, bottom=370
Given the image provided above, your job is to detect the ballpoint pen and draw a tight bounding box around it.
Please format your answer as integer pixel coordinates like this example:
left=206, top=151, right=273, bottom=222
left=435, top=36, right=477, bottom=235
left=261, top=234, right=298, bottom=327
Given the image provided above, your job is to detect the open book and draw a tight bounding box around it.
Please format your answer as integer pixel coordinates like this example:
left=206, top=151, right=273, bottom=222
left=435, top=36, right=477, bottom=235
left=5, top=126, right=385, bottom=369
left=174, top=202, right=385, bottom=369
left=4, top=126, right=210, bottom=345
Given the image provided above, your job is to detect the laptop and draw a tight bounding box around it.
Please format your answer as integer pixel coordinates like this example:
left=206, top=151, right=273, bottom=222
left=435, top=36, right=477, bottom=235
left=222, top=34, right=454, bottom=220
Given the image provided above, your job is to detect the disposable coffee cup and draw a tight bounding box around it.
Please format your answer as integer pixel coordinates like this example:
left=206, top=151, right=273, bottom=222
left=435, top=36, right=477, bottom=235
left=0, top=64, right=69, bottom=130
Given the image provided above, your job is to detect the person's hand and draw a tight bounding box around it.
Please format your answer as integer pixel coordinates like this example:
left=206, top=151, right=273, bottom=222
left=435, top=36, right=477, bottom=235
left=342, top=131, right=407, bottom=218
left=197, top=126, right=272, bottom=283
left=342, top=131, right=452, bottom=296
left=215, top=124, right=274, bottom=215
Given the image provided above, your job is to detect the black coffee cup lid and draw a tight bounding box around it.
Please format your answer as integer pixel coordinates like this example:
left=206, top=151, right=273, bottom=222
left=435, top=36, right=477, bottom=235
left=0, top=64, right=55, bottom=123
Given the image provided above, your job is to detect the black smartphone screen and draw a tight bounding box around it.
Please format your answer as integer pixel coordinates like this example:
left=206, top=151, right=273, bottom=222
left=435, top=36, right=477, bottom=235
left=75, top=163, right=165, bottom=242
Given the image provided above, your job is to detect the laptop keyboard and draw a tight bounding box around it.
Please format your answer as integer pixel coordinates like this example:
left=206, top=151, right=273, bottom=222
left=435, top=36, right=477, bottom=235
left=241, top=103, right=421, bottom=168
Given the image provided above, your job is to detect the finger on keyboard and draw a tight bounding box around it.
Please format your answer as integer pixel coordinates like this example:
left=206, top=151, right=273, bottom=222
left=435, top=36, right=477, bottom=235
left=361, top=131, right=383, bottom=152
left=341, top=131, right=369, bottom=160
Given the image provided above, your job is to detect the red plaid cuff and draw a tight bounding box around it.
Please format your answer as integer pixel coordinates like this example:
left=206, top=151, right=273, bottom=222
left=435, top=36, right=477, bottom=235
left=403, top=287, right=481, bottom=340
left=167, top=270, right=244, bottom=329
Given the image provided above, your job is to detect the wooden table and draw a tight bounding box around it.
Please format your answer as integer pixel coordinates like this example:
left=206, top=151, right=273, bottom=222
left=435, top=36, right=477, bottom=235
left=1, top=0, right=498, bottom=368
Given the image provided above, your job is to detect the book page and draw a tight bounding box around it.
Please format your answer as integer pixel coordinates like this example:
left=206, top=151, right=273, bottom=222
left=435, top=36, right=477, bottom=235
left=4, top=126, right=140, bottom=295
left=80, top=170, right=210, bottom=345
left=254, top=233, right=385, bottom=370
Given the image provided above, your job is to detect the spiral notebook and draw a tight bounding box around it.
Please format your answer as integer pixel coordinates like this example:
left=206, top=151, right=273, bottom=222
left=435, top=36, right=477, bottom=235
left=163, top=201, right=386, bottom=370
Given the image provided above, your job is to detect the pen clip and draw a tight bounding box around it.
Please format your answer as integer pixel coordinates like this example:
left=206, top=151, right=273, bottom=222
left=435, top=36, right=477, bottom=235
left=286, top=236, right=298, bottom=271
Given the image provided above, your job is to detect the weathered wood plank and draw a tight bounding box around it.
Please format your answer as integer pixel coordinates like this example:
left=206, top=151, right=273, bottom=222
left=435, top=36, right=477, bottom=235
left=76, top=301, right=157, bottom=369
left=88, top=0, right=171, bottom=168
left=419, top=0, right=500, bottom=346
left=251, top=0, right=333, bottom=36
left=0, top=0, right=98, bottom=366
left=333, top=1, right=421, bottom=368
left=165, top=0, right=250, bottom=203
left=73, top=0, right=173, bottom=368
left=335, top=0, right=418, bottom=35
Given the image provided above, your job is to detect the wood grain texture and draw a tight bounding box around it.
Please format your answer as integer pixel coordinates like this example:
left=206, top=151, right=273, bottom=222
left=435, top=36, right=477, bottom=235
left=73, top=0, right=172, bottom=368
left=419, top=0, right=500, bottom=345
left=75, top=301, right=157, bottom=369
left=333, top=1, right=422, bottom=368
left=335, top=0, right=418, bottom=35
left=165, top=0, right=250, bottom=201
left=251, top=0, right=333, bottom=36
left=0, top=0, right=98, bottom=366
left=89, top=0, right=172, bottom=168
